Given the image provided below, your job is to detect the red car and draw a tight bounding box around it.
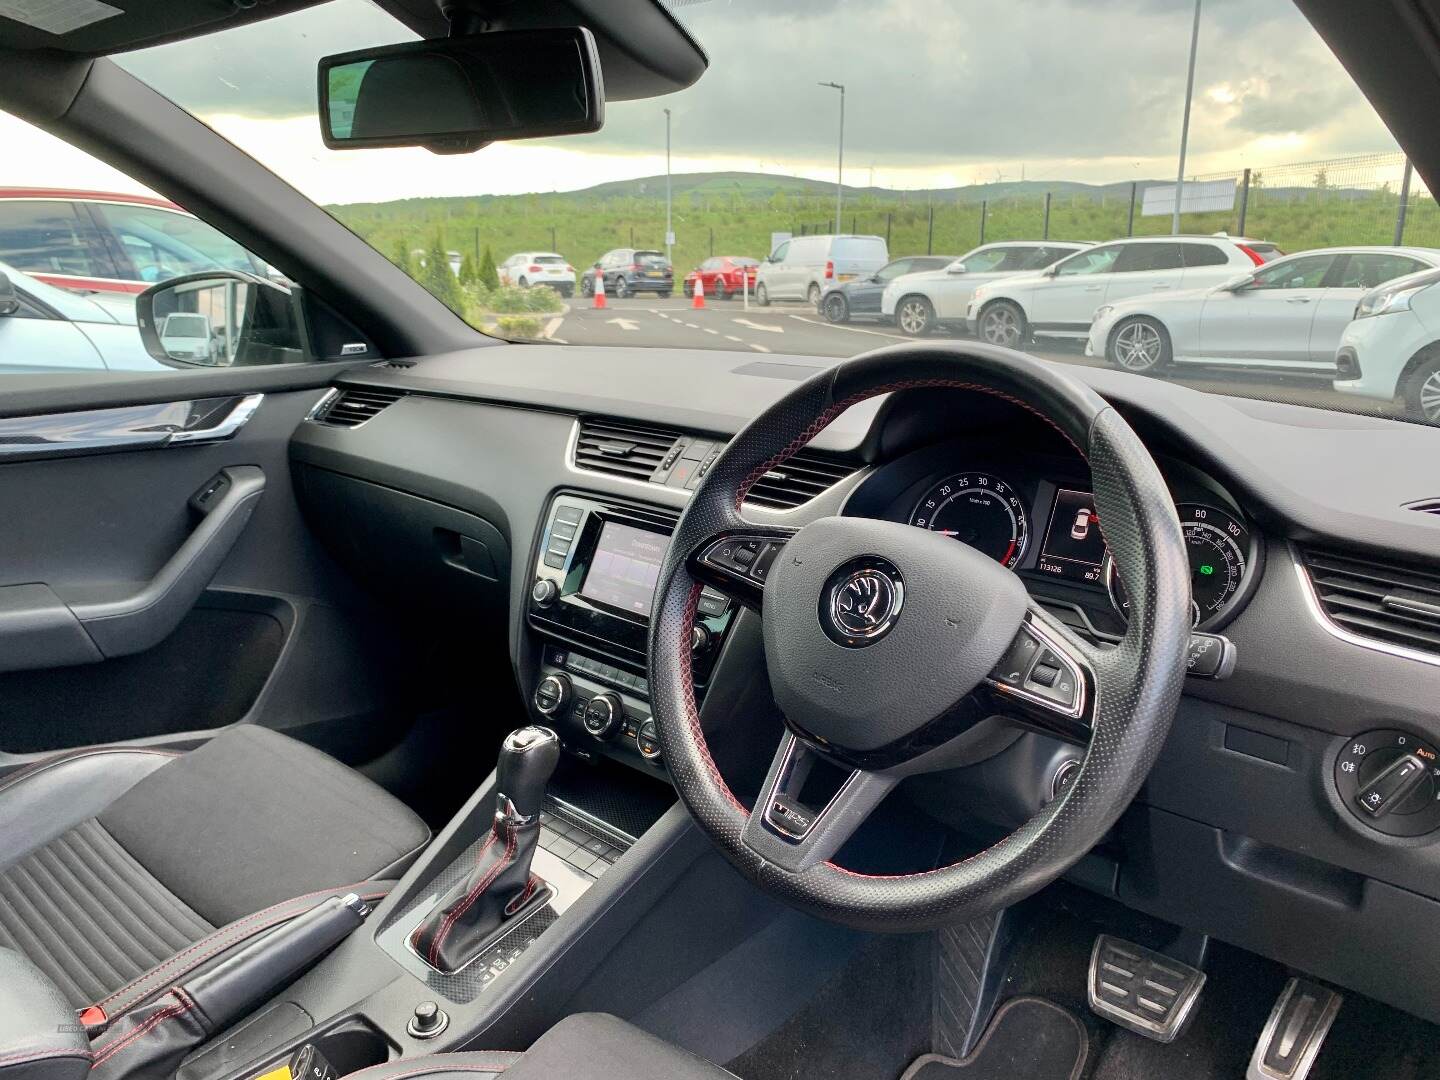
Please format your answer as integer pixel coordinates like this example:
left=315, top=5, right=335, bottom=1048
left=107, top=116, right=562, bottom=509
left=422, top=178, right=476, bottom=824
left=683, top=256, right=759, bottom=300
left=0, top=187, right=270, bottom=297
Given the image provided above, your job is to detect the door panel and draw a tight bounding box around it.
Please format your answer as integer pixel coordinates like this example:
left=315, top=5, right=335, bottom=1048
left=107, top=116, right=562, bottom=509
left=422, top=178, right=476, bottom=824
left=1198, top=254, right=1336, bottom=367
left=0, top=384, right=410, bottom=759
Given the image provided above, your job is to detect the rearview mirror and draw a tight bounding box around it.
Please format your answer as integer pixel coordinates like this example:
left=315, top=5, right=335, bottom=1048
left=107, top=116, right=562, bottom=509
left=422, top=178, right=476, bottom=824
left=137, top=272, right=307, bottom=368
left=319, top=28, right=604, bottom=154
left=946, top=262, right=968, bottom=275
left=0, top=272, right=18, bottom=317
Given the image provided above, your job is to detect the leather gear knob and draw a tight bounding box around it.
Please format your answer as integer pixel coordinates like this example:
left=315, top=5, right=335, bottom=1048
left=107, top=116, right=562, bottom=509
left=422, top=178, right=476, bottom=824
left=496, top=726, right=560, bottom=823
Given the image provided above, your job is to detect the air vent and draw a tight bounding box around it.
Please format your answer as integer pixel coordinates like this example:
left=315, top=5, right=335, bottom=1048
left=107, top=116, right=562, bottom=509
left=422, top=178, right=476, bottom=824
left=574, top=418, right=680, bottom=481
left=1404, top=499, right=1440, bottom=517
left=311, top=387, right=405, bottom=428
left=745, top=452, right=859, bottom=510
left=1300, top=546, right=1440, bottom=657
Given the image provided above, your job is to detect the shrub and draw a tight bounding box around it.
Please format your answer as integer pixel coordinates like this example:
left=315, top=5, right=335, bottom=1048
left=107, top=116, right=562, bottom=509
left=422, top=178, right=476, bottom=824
left=496, top=315, right=543, bottom=338
left=475, top=284, right=564, bottom=314
left=478, top=246, right=500, bottom=290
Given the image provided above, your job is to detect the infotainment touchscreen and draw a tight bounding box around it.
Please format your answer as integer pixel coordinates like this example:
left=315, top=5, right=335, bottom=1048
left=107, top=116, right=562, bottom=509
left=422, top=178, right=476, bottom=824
left=580, top=521, right=668, bottom=617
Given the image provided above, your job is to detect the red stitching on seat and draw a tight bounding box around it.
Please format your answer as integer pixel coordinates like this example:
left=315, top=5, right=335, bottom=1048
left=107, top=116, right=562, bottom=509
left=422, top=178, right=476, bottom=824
left=94, top=885, right=387, bottom=1015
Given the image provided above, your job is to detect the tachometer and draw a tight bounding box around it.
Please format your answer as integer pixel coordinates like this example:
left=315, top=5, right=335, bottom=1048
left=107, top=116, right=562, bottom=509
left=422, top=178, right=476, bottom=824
left=1106, top=503, right=1250, bottom=626
left=909, top=472, right=1029, bottom=568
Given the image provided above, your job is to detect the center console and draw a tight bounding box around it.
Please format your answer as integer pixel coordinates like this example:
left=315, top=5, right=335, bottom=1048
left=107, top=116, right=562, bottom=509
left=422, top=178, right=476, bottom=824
left=524, top=492, right=736, bottom=775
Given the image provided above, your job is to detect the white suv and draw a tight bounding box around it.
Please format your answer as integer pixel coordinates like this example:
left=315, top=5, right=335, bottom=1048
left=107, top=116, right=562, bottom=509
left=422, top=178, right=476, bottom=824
left=1334, top=267, right=1440, bottom=422
left=881, top=241, right=1088, bottom=336
left=498, top=252, right=576, bottom=297
left=965, top=236, right=1262, bottom=347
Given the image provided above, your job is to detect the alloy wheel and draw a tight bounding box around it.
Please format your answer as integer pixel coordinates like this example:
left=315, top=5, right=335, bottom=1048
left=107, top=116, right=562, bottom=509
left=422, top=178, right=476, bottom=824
left=1112, top=321, right=1165, bottom=371
left=980, top=305, right=1021, bottom=347
left=1420, top=369, right=1440, bottom=422
left=898, top=299, right=930, bottom=336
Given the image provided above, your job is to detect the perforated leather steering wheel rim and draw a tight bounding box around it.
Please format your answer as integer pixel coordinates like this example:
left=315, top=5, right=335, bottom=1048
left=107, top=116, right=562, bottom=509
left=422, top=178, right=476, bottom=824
left=647, top=343, right=1191, bottom=932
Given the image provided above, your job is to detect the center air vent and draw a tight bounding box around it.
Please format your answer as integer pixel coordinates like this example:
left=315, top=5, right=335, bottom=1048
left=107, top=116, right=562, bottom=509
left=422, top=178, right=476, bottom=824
left=1299, top=545, right=1440, bottom=658
left=311, top=387, right=405, bottom=428
left=574, top=418, right=680, bottom=480
left=745, top=453, right=859, bottom=509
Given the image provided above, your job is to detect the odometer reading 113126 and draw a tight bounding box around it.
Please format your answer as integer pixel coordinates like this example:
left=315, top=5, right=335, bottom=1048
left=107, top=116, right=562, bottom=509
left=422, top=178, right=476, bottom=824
left=909, top=472, right=1029, bottom=568
left=1106, top=502, right=1249, bottom=626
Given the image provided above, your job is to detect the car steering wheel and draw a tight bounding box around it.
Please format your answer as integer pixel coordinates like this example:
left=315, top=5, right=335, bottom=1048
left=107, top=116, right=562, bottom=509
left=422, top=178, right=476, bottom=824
left=647, top=343, right=1192, bottom=932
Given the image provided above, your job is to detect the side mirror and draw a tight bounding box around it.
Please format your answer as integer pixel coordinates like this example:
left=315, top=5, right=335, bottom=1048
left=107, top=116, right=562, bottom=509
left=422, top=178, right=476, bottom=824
left=1221, top=273, right=1255, bottom=292
left=946, top=262, right=967, bottom=275
left=137, top=271, right=307, bottom=368
left=319, top=28, right=604, bottom=154
left=0, top=271, right=18, bottom=317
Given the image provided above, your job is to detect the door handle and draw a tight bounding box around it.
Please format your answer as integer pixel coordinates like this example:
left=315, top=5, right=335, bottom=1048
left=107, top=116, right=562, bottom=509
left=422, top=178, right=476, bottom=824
left=1285, top=297, right=1314, bottom=304
left=0, top=394, right=264, bottom=462
left=1085, top=285, right=1103, bottom=292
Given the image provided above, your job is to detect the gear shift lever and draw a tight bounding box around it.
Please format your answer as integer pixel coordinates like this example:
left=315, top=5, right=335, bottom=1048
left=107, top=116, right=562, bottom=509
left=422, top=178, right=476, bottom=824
left=410, top=726, right=560, bottom=972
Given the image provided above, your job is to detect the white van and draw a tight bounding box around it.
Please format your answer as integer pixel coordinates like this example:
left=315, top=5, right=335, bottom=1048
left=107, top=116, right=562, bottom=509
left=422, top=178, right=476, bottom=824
left=756, top=234, right=889, bottom=307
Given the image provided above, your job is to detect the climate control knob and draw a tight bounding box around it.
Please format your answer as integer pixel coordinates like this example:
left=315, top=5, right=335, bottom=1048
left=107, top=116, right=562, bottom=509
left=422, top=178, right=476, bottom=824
left=532, top=673, right=571, bottom=717
left=583, top=692, right=624, bottom=741
left=531, top=579, right=559, bottom=608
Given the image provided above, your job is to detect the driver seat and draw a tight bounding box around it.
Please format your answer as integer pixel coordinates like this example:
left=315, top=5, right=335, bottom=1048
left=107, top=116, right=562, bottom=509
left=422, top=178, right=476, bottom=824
left=342, top=1014, right=736, bottom=1080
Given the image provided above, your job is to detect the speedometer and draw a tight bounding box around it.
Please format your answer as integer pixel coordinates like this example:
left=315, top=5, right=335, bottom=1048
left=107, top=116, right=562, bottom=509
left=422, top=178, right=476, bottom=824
left=909, top=472, right=1028, bottom=568
left=1106, top=503, right=1250, bottom=626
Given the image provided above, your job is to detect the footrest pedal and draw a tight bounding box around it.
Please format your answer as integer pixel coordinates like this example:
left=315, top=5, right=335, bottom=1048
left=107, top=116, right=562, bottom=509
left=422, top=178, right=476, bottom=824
left=1087, top=934, right=1205, bottom=1043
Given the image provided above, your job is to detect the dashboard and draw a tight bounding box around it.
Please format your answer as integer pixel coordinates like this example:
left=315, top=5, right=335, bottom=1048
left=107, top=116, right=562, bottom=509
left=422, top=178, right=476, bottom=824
left=290, top=341, right=1440, bottom=1029
left=844, top=440, right=1264, bottom=640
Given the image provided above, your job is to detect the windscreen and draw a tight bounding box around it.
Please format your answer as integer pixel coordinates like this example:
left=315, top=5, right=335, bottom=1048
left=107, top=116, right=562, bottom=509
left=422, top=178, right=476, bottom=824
left=8, top=0, right=1430, bottom=427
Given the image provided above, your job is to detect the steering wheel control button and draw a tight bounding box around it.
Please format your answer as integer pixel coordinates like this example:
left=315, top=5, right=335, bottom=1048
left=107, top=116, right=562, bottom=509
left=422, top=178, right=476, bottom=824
left=1185, top=633, right=1237, bottom=680
left=1088, top=935, right=1205, bottom=1044
left=1030, top=661, right=1061, bottom=688
left=636, top=718, right=663, bottom=761
left=993, top=631, right=1043, bottom=685
left=1334, top=729, right=1440, bottom=836
left=533, top=674, right=571, bottom=717
left=583, top=692, right=623, bottom=740
left=986, top=616, right=1089, bottom=724
left=697, top=588, right=731, bottom=617
left=1050, top=758, right=1082, bottom=802
left=820, top=556, right=905, bottom=648
left=749, top=542, right=780, bottom=582
left=407, top=1001, right=449, bottom=1040
left=1356, top=754, right=1428, bottom=816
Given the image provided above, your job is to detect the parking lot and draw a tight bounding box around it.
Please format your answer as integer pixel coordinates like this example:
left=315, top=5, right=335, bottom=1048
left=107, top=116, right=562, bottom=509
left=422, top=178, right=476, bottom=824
left=543, top=294, right=1402, bottom=418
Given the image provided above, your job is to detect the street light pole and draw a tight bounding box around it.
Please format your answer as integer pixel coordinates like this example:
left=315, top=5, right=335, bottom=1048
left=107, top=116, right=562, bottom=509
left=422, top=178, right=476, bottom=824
left=1172, top=0, right=1201, bottom=235
left=819, top=81, right=845, bottom=233
left=663, top=108, right=673, bottom=265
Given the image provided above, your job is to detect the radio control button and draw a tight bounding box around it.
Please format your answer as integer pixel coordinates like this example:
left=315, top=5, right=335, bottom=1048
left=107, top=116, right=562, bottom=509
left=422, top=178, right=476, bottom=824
left=554, top=505, right=583, bottom=525
left=531, top=579, right=559, bottom=607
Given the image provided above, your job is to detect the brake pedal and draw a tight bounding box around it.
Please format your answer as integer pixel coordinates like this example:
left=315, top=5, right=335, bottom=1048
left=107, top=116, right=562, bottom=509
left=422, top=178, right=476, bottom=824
left=1247, top=977, right=1342, bottom=1080
left=1087, top=934, right=1205, bottom=1043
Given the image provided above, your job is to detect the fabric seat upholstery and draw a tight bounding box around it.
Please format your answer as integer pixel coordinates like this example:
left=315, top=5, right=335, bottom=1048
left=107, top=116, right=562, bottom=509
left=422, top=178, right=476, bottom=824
left=338, top=1013, right=738, bottom=1080
left=0, top=725, right=429, bottom=1010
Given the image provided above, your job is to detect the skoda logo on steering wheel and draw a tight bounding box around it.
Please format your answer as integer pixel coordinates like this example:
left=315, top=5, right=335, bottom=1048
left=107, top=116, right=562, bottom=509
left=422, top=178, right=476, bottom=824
left=822, top=557, right=905, bottom=647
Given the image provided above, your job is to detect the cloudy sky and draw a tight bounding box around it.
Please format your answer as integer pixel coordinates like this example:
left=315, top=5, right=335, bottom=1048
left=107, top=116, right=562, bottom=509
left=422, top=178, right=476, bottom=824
left=0, top=0, right=1406, bottom=205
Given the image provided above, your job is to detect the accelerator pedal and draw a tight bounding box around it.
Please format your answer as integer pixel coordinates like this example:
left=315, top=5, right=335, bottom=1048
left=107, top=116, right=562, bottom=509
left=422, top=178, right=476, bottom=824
left=1087, top=934, right=1205, bottom=1043
left=1246, top=977, right=1342, bottom=1080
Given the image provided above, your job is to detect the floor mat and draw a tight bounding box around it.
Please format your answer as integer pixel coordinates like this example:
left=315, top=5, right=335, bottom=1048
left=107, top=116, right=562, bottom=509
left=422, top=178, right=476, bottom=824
left=901, top=997, right=1087, bottom=1080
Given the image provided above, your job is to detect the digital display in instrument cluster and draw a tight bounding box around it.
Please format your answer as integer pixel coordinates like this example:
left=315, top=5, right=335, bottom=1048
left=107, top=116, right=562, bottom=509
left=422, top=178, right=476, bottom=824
left=1037, top=488, right=1106, bottom=583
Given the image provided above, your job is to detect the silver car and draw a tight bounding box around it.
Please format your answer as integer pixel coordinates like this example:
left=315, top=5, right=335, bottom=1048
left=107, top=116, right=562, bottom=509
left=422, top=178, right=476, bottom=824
left=1087, top=246, right=1440, bottom=375
left=0, top=261, right=160, bottom=373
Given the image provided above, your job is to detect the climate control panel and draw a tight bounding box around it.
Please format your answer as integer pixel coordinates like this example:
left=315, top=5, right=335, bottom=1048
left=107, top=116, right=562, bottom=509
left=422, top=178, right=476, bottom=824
left=532, top=645, right=664, bottom=773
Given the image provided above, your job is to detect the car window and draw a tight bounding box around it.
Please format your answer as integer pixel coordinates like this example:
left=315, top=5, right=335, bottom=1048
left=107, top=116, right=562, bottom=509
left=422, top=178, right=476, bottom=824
left=996, top=247, right=1045, bottom=271
left=877, top=259, right=912, bottom=281
left=1249, top=254, right=1337, bottom=290
left=1337, top=253, right=1429, bottom=290
left=962, top=248, right=1009, bottom=273
left=1054, top=246, right=1122, bottom=276
left=1113, top=243, right=1184, bottom=272
left=0, top=115, right=337, bottom=373
left=770, top=241, right=790, bottom=262
left=0, top=200, right=115, bottom=279
left=1181, top=243, right=1230, bottom=268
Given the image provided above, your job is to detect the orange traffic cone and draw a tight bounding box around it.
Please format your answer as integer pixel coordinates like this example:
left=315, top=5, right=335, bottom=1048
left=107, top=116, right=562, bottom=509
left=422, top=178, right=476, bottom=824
left=692, top=276, right=706, bottom=309
left=593, top=272, right=607, bottom=309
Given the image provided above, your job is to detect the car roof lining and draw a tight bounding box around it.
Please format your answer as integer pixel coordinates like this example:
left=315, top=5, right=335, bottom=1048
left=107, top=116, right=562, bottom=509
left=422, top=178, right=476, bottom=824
left=0, top=0, right=705, bottom=102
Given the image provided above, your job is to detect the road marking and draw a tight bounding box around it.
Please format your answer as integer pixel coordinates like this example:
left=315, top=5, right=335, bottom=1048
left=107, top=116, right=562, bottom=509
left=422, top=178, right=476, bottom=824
left=605, top=317, right=640, bottom=331
left=734, top=318, right=785, bottom=334
left=540, top=317, right=564, bottom=340
left=724, top=335, right=742, bottom=342
left=684, top=322, right=700, bottom=330
left=788, top=314, right=912, bottom=342
left=749, top=343, right=772, bottom=353
left=704, top=328, right=720, bottom=335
